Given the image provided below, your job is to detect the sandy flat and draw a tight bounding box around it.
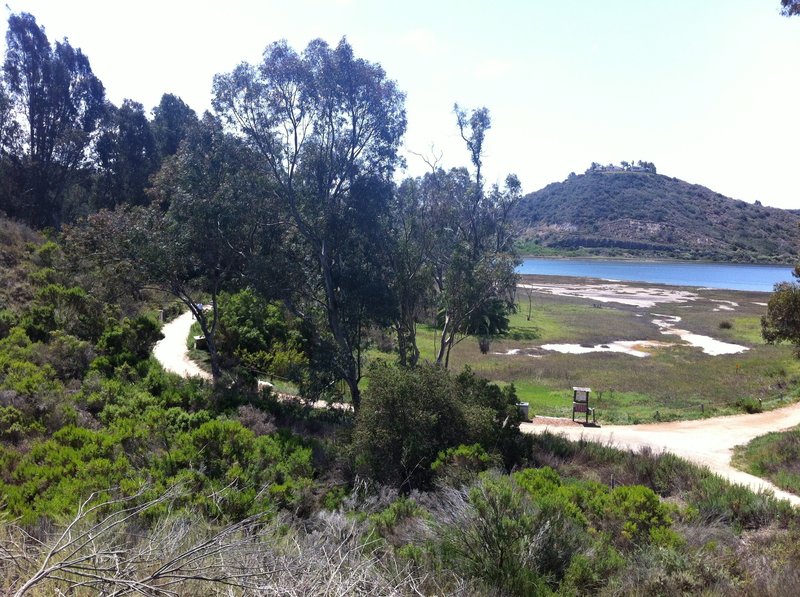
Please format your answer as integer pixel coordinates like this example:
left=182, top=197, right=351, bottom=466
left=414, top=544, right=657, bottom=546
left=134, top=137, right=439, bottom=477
left=518, top=282, right=698, bottom=308
left=652, top=314, right=748, bottom=356
left=541, top=340, right=673, bottom=358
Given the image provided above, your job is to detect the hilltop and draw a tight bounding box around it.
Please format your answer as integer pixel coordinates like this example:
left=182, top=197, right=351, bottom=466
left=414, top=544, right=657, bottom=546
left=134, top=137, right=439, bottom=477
left=514, top=167, right=800, bottom=263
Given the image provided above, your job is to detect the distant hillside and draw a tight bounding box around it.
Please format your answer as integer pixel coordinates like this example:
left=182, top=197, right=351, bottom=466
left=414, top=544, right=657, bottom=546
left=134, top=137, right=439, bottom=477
left=514, top=170, right=800, bottom=263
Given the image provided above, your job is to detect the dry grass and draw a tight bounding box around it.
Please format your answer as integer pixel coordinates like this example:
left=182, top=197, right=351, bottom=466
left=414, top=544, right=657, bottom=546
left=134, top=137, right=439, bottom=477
left=0, top=485, right=457, bottom=597
left=0, top=218, right=42, bottom=312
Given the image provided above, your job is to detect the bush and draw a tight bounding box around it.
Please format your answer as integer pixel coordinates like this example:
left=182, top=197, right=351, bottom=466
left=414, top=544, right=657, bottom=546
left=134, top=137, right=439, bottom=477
left=689, top=474, right=794, bottom=530
left=736, top=396, right=763, bottom=414
left=95, top=315, right=163, bottom=373
left=438, top=473, right=588, bottom=594
left=215, top=290, right=309, bottom=380
left=351, top=363, right=527, bottom=492
left=0, top=309, right=16, bottom=339
left=431, top=444, right=501, bottom=487
left=32, top=331, right=94, bottom=380
left=588, top=485, right=678, bottom=548
left=154, top=420, right=315, bottom=519
left=20, top=284, right=105, bottom=343
left=369, top=496, right=426, bottom=543
left=561, top=542, right=625, bottom=595
left=351, top=363, right=465, bottom=491
left=0, top=425, right=137, bottom=523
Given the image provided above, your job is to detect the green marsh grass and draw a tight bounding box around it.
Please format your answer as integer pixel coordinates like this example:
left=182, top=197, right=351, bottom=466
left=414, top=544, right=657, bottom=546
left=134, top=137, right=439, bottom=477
left=367, top=282, right=799, bottom=424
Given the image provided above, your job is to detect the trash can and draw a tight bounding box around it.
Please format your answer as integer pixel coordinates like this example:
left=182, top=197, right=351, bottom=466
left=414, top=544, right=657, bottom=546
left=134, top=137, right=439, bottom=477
left=516, top=402, right=530, bottom=421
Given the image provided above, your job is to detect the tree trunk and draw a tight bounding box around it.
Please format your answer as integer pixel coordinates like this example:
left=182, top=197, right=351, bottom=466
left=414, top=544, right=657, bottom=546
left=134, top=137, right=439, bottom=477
left=188, top=301, right=222, bottom=382
left=318, top=242, right=362, bottom=410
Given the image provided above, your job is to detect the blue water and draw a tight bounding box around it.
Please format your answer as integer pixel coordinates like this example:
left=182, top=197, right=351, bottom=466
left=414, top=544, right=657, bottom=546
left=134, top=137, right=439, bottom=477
left=517, top=258, right=795, bottom=292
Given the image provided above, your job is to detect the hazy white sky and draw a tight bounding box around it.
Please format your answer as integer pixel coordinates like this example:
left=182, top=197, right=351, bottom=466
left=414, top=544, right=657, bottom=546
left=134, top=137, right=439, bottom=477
left=3, top=1, right=800, bottom=209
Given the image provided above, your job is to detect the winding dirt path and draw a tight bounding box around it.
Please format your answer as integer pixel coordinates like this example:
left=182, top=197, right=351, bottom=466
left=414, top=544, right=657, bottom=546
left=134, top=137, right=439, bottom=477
left=523, top=406, right=800, bottom=505
left=151, top=311, right=348, bottom=410
left=153, top=310, right=800, bottom=504
left=152, top=311, right=211, bottom=380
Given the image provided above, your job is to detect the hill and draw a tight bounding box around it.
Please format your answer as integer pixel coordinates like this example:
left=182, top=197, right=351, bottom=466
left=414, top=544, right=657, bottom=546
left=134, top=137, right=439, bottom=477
left=514, top=170, right=800, bottom=263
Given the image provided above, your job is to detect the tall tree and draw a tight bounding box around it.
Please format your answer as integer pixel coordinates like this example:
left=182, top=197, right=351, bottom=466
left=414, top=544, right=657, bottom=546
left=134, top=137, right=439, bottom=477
left=3, top=12, right=105, bottom=229
left=213, top=38, right=406, bottom=409
left=386, top=176, right=436, bottom=368
left=0, top=80, right=19, bottom=154
left=151, top=93, right=198, bottom=159
left=68, top=116, right=271, bottom=382
left=92, top=99, right=158, bottom=209
left=0, top=80, right=22, bottom=216
left=428, top=106, right=520, bottom=367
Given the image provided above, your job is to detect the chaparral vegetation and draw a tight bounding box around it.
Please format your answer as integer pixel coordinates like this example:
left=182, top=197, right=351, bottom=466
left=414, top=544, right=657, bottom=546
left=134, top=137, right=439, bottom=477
left=1, top=6, right=800, bottom=595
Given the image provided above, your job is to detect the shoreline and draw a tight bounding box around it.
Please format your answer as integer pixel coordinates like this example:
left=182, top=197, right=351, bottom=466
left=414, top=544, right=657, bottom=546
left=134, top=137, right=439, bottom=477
left=519, top=253, right=797, bottom=267
left=516, top=258, right=792, bottom=293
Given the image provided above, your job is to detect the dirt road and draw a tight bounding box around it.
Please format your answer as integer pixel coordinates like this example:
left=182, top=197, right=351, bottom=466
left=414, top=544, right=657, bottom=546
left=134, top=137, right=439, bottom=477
left=523, top=405, right=800, bottom=505
left=152, top=311, right=211, bottom=380
left=152, top=310, right=800, bottom=505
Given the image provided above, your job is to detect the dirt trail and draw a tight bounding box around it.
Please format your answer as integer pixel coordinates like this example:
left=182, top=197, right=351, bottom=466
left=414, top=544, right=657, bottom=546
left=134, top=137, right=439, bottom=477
left=523, top=405, right=800, bottom=505
left=151, top=311, right=349, bottom=410
left=152, top=311, right=211, bottom=380
left=153, top=311, right=800, bottom=505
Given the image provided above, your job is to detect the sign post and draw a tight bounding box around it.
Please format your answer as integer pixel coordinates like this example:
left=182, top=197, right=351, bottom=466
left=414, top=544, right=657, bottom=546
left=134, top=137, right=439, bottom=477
left=572, top=387, right=596, bottom=425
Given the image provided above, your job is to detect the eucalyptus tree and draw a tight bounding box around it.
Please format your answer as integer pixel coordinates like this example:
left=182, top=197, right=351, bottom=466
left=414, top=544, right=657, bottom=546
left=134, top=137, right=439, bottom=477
left=387, top=177, right=436, bottom=368
left=213, top=38, right=406, bottom=409
left=3, top=12, right=105, bottom=229
left=428, top=106, right=520, bottom=367
left=92, top=99, right=159, bottom=209
left=151, top=93, right=199, bottom=159
left=69, top=116, right=272, bottom=382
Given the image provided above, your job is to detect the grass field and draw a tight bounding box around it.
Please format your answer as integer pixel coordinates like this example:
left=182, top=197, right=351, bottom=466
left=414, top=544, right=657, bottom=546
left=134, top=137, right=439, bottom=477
left=400, top=276, right=800, bottom=424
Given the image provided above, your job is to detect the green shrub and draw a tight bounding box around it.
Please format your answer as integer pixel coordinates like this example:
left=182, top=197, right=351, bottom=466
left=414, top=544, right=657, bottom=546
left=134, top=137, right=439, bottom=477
left=370, top=496, right=425, bottom=540
left=352, top=363, right=526, bottom=492
left=154, top=420, right=315, bottom=519
left=432, top=443, right=501, bottom=487
left=0, top=405, right=45, bottom=442
left=736, top=396, right=763, bottom=414
left=351, top=363, right=467, bottom=491
left=33, top=331, right=94, bottom=380
left=439, top=473, right=587, bottom=594
left=562, top=541, right=625, bottom=595
left=20, top=283, right=105, bottom=343
left=604, top=543, right=741, bottom=595
left=215, top=290, right=309, bottom=380
left=588, top=485, right=678, bottom=548
left=690, top=474, right=794, bottom=530
left=95, top=315, right=163, bottom=373
left=1, top=425, right=136, bottom=523
left=0, top=309, right=16, bottom=339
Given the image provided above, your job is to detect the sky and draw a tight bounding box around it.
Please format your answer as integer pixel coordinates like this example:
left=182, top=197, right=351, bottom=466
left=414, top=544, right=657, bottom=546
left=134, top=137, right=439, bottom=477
left=2, top=0, right=800, bottom=209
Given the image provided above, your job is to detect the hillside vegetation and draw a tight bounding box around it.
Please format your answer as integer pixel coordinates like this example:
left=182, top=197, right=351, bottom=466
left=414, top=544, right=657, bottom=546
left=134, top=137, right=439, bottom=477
left=515, top=169, right=800, bottom=263
left=5, top=10, right=800, bottom=594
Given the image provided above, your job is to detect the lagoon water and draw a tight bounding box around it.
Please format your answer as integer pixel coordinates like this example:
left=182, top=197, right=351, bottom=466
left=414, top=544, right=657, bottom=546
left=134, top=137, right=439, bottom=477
left=518, top=258, right=794, bottom=292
